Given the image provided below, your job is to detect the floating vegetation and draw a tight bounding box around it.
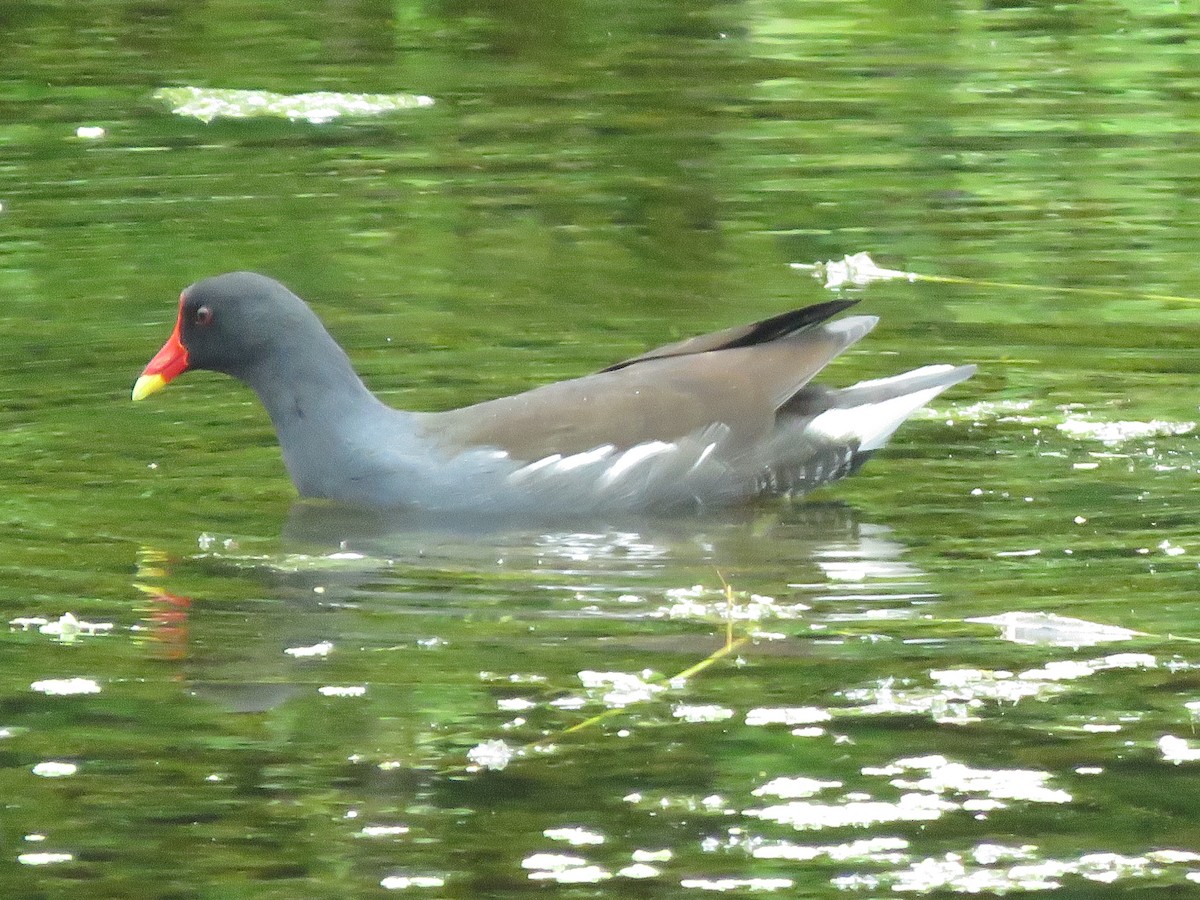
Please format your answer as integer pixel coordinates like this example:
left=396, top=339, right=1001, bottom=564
left=11, top=611, right=113, bottom=642
left=522, top=853, right=612, bottom=885
left=653, top=583, right=808, bottom=624
left=740, top=755, right=1070, bottom=833
left=791, top=252, right=916, bottom=290
left=318, top=685, right=366, bottom=698
left=284, top=640, right=334, bottom=658
left=835, top=847, right=1200, bottom=894
left=793, top=250, right=1200, bottom=305
left=18, top=852, right=74, bottom=867
left=840, top=652, right=1158, bottom=726
left=544, top=827, right=605, bottom=846
left=965, top=611, right=1145, bottom=648
left=672, top=703, right=736, bottom=723
left=32, top=761, right=77, bottom=778
left=1057, top=416, right=1196, bottom=446
left=1158, top=735, right=1200, bottom=765
left=29, top=677, right=101, bottom=696
left=153, top=86, right=435, bottom=124
left=379, top=874, right=446, bottom=890
left=467, top=738, right=517, bottom=772
left=467, top=578, right=753, bottom=772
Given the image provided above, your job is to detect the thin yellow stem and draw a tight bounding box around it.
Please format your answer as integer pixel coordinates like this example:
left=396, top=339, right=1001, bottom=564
left=790, top=263, right=1200, bottom=305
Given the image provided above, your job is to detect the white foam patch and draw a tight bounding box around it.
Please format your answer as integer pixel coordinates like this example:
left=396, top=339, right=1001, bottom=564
left=600, top=441, right=675, bottom=486
left=811, top=380, right=949, bottom=452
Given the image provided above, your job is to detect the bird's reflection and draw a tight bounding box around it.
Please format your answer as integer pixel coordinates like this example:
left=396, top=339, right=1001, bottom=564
left=133, top=501, right=931, bottom=715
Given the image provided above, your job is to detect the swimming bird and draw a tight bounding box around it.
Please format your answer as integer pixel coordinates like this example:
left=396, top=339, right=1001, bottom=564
left=133, top=272, right=973, bottom=516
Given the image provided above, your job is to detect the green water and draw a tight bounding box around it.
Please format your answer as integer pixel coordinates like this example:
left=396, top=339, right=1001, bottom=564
left=4, top=1, right=1200, bottom=896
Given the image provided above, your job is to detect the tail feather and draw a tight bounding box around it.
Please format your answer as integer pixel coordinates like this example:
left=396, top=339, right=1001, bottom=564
left=805, top=364, right=975, bottom=452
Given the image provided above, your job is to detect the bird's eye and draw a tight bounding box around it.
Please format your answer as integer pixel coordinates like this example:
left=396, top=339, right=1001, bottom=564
left=193, top=305, right=214, bottom=327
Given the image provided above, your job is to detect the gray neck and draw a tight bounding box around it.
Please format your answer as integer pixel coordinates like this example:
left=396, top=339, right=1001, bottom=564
left=239, top=330, right=419, bottom=500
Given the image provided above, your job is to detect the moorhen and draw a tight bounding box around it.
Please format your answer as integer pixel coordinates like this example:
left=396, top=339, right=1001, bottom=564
left=133, top=272, right=973, bottom=515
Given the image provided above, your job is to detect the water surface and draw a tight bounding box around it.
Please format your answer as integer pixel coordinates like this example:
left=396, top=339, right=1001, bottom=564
left=3, top=1, right=1200, bottom=896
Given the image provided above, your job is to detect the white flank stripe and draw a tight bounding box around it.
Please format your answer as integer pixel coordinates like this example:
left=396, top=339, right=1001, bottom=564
left=554, top=445, right=615, bottom=473
left=691, top=441, right=718, bottom=472
left=600, top=441, right=675, bottom=487
left=508, top=453, right=562, bottom=483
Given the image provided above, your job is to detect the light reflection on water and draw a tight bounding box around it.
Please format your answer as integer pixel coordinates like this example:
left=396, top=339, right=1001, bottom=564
left=8, top=421, right=1200, bottom=894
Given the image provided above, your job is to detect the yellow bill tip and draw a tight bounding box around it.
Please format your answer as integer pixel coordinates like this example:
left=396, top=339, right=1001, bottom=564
left=132, top=373, right=168, bottom=402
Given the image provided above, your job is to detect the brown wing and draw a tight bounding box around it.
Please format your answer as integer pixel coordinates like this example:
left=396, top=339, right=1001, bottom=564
left=421, top=301, right=876, bottom=461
